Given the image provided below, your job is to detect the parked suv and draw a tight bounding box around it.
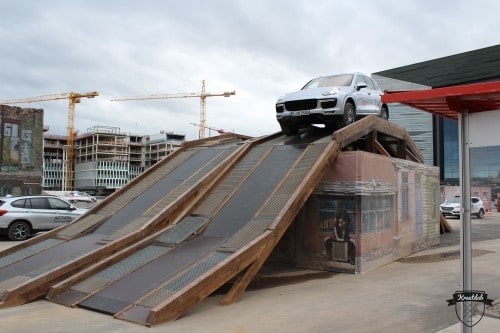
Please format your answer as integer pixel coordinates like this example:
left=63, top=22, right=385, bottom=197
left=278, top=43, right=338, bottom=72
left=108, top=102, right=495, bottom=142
left=275, top=72, right=389, bottom=135
left=0, top=195, right=88, bottom=241
left=440, top=195, right=485, bottom=219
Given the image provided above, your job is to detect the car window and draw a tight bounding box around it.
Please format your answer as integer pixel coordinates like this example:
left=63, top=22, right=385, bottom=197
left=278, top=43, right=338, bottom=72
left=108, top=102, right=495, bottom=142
left=446, top=196, right=460, bottom=204
left=364, top=76, right=376, bottom=90
left=30, top=197, right=48, bottom=209
left=354, top=75, right=364, bottom=84
left=11, top=199, right=27, bottom=208
left=471, top=198, right=479, bottom=203
left=48, top=197, right=72, bottom=210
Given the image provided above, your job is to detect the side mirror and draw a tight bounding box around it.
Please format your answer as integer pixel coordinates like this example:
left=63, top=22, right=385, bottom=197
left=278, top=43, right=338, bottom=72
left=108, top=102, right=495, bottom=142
left=357, top=82, right=368, bottom=91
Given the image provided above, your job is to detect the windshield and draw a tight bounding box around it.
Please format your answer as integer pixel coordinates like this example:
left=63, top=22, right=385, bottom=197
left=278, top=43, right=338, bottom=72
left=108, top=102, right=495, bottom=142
left=302, top=74, right=353, bottom=89
left=445, top=196, right=460, bottom=204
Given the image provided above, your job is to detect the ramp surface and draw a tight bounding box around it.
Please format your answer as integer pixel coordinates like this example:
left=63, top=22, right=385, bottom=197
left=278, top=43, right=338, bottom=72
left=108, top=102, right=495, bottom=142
left=0, top=137, right=247, bottom=307
left=48, top=132, right=339, bottom=325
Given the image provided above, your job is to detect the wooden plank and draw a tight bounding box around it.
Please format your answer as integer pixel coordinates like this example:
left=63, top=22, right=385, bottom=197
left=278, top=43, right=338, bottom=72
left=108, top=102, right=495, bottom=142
left=364, top=131, right=376, bottom=153
left=374, top=140, right=391, bottom=157
left=219, top=226, right=277, bottom=306
left=332, top=115, right=424, bottom=163
left=440, top=214, right=453, bottom=233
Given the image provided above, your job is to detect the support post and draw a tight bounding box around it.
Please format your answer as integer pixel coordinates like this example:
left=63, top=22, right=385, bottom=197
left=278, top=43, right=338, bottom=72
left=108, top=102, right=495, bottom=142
left=459, top=110, right=472, bottom=333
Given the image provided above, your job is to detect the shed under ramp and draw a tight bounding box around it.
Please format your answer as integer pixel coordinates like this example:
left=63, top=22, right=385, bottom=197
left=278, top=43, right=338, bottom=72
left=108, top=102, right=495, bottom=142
left=0, top=134, right=249, bottom=307
left=48, top=131, right=340, bottom=326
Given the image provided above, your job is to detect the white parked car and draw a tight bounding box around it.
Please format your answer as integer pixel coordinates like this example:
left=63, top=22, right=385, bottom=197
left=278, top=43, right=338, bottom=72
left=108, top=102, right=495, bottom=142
left=275, top=72, right=389, bottom=135
left=440, top=195, right=485, bottom=219
left=0, top=195, right=88, bottom=241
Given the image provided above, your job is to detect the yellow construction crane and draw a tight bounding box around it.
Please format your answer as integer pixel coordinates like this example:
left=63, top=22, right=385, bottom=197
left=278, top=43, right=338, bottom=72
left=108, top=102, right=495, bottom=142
left=0, top=91, right=99, bottom=191
left=111, top=80, right=235, bottom=139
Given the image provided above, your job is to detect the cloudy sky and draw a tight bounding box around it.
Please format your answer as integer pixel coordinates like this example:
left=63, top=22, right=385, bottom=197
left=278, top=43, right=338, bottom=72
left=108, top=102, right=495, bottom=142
left=1, top=0, right=499, bottom=140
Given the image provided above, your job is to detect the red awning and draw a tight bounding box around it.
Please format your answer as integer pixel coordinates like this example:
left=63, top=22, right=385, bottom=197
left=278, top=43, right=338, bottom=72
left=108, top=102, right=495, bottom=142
left=382, top=81, right=500, bottom=120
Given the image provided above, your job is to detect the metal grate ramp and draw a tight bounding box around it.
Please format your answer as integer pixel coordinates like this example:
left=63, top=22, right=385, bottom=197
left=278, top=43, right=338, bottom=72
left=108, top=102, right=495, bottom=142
left=0, top=142, right=246, bottom=308
left=47, top=143, right=276, bottom=314
left=93, top=139, right=313, bottom=324
left=114, top=139, right=337, bottom=326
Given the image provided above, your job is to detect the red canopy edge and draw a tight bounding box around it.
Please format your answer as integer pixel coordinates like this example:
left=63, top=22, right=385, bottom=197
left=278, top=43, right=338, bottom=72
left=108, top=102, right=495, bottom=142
left=382, top=81, right=500, bottom=120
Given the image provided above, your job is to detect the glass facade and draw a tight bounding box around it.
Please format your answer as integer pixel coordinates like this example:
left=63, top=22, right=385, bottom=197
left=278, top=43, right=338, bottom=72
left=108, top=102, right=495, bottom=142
left=372, top=74, right=434, bottom=166
left=441, top=118, right=459, bottom=185
left=471, top=145, right=500, bottom=201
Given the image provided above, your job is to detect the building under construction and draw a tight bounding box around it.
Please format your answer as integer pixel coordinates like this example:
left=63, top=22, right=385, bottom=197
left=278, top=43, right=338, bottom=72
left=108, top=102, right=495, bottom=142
left=43, top=125, right=185, bottom=194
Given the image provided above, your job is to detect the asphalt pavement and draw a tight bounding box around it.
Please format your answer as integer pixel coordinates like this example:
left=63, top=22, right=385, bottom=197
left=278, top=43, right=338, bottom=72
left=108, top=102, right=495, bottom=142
left=1, top=213, right=500, bottom=332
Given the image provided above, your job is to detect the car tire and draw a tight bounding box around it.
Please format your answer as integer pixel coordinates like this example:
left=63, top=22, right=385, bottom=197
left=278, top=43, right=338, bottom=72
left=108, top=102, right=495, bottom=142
left=8, top=221, right=31, bottom=241
left=380, top=106, right=389, bottom=120
left=279, top=122, right=299, bottom=136
left=476, top=209, right=485, bottom=219
left=340, top=101, right=356, bottom=128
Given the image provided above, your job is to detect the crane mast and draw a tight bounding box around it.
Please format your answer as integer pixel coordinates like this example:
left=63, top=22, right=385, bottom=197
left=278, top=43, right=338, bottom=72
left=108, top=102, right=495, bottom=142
left=0, top=91, right=99, bottom=191
left=111, top=80, right=235, bottom=139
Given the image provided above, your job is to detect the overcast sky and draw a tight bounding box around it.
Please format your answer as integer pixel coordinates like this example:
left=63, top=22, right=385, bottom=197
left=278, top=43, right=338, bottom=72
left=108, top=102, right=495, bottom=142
left=1, top=0, right=499, bottom=140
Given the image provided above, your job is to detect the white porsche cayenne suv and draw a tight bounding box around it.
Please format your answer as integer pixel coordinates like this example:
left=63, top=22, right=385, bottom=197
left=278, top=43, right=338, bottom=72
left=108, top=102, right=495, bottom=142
left=275, top=73, right=389, bottom=135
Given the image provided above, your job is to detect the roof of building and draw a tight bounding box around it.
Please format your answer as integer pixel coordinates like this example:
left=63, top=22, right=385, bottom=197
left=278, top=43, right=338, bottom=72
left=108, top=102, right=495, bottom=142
left=374, top=44, right=500, bottom=88
left=382, top=81, right=500, bottom=120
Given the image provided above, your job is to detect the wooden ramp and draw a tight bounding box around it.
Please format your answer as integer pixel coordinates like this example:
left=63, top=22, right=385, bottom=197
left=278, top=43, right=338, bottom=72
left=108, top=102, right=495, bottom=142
left=0, top=134, right=249, bottom=308
left=5, top=115, right=423, bottom=326
left=47, top=129, right=340, bottom=326
left=46, top=115, right=424, bottom=326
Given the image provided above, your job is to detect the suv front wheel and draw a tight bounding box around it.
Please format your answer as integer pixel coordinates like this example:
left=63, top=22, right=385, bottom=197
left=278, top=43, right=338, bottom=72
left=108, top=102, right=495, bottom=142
left=476, top=209, right=485, bottom=219
left=338, top=101, right=356, bottom=128
left=8, top=221, right=31, bottom=241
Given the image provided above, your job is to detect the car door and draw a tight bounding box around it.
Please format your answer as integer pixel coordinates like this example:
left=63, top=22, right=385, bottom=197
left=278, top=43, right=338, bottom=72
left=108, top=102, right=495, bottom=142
left=47, top=197, right=79, bottom=228
left=470, top=197, right=480, bottom=214
left=352, top=74, right=371, bottom=113
left=27, top=197, right=54, bottom=230
left=360, top=75, right=380, bottom=113
left=366, top=76, right=383, bottom=112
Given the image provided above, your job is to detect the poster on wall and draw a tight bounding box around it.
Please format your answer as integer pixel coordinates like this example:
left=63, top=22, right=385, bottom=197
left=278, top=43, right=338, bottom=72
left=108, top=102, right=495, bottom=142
left=318, top=196, right=356, bottom=265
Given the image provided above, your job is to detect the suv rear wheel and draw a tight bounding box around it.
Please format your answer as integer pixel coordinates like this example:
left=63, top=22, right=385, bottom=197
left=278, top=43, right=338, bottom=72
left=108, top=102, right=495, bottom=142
left=8, top=221, right=31, bottom=241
